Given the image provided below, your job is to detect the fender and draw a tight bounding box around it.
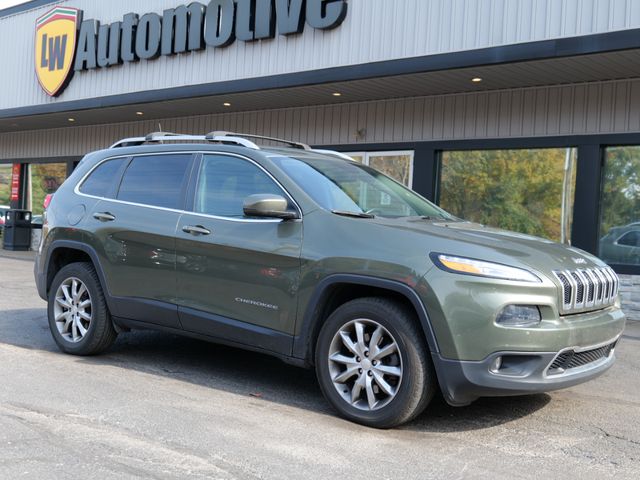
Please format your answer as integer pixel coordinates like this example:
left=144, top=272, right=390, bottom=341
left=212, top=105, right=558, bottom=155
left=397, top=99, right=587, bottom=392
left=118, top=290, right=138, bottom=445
left=292, top=274, right=441, bottom=363
left=43, top=239, right=119, bottom=316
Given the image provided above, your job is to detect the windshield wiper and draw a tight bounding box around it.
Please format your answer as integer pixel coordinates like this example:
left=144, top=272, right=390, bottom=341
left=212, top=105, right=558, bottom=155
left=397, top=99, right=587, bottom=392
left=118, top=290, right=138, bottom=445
left=331, top=210, right=375, bottom=219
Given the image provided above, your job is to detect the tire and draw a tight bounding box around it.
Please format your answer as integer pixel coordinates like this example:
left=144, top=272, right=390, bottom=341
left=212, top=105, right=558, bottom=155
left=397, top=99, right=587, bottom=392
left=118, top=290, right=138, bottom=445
left=315, top=297, right=436, bottom=428
left=47, top=262, right=117, bottom=355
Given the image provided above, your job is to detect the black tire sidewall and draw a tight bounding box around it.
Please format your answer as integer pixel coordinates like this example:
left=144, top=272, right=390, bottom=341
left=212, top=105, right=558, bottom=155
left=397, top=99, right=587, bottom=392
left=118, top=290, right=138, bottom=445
left=315, top=298, right=433, bottom=428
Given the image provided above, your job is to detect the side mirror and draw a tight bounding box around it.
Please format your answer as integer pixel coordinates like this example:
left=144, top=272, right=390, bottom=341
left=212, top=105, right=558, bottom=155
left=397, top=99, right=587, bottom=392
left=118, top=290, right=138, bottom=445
left=243, top=194, right=299, bottom=220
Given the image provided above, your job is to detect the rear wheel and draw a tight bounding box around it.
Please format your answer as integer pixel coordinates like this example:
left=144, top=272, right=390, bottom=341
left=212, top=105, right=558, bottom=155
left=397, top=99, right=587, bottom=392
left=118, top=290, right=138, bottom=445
left=315, top=297, right=436, bottom=428
left=47, top=262, right=117, bottom=355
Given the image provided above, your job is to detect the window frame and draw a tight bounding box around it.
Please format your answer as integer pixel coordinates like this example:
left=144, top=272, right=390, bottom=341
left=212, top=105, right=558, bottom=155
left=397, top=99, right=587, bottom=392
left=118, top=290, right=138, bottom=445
left=113, top=153, right=195, bottom=211
left=78, top=156, right=129, bottom=199
left=185, top=152, right=303, bottom=221
left=75, top=152, right=197, bottom=213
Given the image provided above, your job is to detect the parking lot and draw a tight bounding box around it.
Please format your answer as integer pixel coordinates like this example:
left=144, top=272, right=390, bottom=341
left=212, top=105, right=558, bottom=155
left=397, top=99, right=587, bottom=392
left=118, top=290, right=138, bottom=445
left=0, top=254, right=639, bottom=479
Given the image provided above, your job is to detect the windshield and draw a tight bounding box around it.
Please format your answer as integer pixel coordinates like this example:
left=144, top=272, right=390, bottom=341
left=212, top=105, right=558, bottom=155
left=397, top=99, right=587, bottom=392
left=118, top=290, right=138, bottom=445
left=271, top=154, right=454, bottom=219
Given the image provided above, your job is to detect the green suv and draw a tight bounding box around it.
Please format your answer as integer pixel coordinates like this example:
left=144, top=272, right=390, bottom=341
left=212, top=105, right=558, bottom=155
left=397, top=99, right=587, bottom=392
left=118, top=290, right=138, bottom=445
left=35, top=132, right=626, bottom=428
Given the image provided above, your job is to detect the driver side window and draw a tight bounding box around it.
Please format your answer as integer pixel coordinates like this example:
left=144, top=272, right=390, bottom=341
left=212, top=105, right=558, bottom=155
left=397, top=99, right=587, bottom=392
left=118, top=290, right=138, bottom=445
left=195, top=155, right=285, bottom=218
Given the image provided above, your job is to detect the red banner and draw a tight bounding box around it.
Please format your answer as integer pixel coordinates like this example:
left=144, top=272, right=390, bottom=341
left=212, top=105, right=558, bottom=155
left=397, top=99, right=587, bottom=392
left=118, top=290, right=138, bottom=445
left=10, top=163, right=21, bottom=201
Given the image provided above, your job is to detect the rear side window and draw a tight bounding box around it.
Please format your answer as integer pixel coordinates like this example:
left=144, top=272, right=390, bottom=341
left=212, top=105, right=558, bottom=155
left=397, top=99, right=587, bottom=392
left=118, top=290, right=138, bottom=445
left=618, top=231, right=640, bottom=247
left=117, top=154, right=192, bottom=209
left=79, top=158, right=126, bottom=198
left=195, top=154, right=284, bottom=217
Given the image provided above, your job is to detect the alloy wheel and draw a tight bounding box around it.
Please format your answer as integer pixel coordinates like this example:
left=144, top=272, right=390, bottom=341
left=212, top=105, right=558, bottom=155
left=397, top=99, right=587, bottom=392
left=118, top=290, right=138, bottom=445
left=53, top=277, right=92, bottom=343
left=327, top=318, right=403, bottom=411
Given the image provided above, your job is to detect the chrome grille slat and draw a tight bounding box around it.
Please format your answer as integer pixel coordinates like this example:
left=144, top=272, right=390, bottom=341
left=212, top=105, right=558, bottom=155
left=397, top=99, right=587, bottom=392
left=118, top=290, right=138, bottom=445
left=555, top=272, right=572, bottom=307
left=606, top=267, right=619, bottom=301
left=601, top=268, right=610, bottom=301
left=593, top=268, right=606, bottom=305
left=602, top=268, right=613, bottom=302
left=553, top=267, right=619, bottom=315
left=582, top=269, right=596, bottom=307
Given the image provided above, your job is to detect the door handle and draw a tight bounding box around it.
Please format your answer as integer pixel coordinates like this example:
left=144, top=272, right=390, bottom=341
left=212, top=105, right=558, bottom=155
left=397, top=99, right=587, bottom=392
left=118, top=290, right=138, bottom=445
left=182, top=225, right=211, bottom=236
left=93, top=212, right=116, bottom=222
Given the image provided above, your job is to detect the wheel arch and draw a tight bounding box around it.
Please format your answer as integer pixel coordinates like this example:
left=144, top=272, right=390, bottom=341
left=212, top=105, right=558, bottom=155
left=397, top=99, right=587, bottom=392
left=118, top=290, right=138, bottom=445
left=292, top=274, right=440, bottom=365
left=45, top=240, right=117, bottom=315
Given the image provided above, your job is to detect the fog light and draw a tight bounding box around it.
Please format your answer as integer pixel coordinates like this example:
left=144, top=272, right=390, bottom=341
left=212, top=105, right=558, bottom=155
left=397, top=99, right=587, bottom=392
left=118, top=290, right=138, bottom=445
left=489, top=356, right=502, bottom=373
left=496, top=305, right=541, bottom=327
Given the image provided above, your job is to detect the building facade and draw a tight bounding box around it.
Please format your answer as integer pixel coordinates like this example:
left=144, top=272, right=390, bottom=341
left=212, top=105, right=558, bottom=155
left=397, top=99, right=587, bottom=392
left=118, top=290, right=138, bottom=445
left=0, top=0, right=639, bottom=317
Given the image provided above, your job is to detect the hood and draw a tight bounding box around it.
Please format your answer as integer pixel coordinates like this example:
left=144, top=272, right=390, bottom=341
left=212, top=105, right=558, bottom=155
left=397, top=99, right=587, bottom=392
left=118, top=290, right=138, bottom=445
left=371, top=217, right=605, bottom=274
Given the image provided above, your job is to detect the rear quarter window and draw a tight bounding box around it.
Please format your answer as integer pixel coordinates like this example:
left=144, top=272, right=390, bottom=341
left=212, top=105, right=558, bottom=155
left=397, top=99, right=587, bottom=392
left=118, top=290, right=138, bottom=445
left=79, top=158, right=127, bottom=198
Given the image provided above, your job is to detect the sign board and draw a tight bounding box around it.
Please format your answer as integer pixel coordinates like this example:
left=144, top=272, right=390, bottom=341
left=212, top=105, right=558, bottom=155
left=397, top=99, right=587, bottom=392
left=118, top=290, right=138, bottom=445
left=34, top=7, right=81, bottom=97
left=10, top=163, right=21, bottom=202
left=34, top=0, right=348, bottom=97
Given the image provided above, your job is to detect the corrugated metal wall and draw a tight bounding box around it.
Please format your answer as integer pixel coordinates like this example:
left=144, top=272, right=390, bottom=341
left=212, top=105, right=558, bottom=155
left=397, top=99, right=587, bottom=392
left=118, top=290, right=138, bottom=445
left=3, top=0, right=640, bottom=109
left=1, top=78, right=640, bottom=159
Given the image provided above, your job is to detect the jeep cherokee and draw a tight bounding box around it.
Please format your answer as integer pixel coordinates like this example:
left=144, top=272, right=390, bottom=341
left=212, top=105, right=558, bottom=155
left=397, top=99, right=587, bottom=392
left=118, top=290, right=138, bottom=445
left=34, top=131, right=626, bottom=428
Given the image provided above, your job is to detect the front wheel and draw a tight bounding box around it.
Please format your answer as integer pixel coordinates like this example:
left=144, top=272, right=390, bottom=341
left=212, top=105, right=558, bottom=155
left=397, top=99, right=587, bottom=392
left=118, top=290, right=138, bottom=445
left=315, top=297, right=436, bottom=428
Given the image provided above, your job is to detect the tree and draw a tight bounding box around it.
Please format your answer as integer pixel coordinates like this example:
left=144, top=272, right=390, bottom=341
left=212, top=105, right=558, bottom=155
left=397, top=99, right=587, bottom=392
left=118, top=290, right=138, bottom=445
left=439, top=148, right=576, bottom=242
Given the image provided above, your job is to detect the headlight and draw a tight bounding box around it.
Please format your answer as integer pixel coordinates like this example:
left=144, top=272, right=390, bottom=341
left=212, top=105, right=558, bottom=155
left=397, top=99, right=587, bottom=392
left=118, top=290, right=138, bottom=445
left=431, top=253, right=541, bottom=283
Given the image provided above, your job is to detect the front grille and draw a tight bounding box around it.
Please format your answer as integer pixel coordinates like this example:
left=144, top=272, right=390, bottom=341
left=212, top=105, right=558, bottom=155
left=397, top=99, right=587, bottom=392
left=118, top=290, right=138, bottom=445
left=547, top=341, right=617, bottom=375
left=553, top=267, right=619, bottom=315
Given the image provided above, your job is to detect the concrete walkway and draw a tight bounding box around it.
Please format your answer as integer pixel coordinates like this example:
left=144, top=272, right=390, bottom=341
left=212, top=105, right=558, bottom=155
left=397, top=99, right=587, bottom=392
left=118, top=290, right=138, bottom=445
left=0, top=248, right=36, bottom=262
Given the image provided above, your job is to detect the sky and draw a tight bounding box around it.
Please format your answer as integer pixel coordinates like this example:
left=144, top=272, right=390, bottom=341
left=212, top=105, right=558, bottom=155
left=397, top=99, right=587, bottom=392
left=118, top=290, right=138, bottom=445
left=0, top=0, right=30, bottom=10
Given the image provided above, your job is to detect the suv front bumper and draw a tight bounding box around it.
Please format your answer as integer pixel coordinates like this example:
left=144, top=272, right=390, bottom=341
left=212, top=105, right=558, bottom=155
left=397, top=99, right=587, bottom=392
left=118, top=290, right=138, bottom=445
left=433, top=336, right=620, bottom=406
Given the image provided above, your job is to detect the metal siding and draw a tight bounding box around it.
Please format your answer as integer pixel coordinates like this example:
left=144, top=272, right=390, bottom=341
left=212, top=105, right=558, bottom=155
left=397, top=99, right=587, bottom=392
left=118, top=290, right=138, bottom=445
left=4, top=78, right=640, bottom=159
left=5, top=0, right=640, bottom=109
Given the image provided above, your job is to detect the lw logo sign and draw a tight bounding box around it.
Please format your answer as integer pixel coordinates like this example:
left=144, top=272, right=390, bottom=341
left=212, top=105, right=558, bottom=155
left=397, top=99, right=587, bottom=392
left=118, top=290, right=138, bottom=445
left=35, top=7, right=81, bottom=97
left=34, top=1, right=347, bottom=98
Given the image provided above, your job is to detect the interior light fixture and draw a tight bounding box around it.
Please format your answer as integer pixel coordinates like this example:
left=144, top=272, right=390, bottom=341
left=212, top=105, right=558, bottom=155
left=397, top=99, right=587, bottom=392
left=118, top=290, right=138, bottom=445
left=68, top=118, right=75, bottom=122
left=471, top=77, right=483, bottom=83
left=223, top=102, right=232, bottom=107
left=332, top=92, right=342, bottom=97
left=136, top=111, right=144, bottom=116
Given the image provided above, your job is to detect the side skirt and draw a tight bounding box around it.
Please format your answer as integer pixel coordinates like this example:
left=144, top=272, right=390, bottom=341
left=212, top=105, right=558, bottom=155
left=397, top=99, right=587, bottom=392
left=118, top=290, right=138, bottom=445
left=112, top=312, right=307, bottom=369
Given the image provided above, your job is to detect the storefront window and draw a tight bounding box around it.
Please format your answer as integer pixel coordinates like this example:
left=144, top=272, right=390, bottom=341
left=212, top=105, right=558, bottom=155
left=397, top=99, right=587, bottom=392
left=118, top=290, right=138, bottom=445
left=599, top=147, right=640, bottom=266
left=29, top=163, right=67, bottom=217
left=343, top=151, right=414, bottom=187
left=0, top=164, right=11, bottom=208
left=0, top=164, right=12, bottom=231
left=439, top=148, right=577, bottom=243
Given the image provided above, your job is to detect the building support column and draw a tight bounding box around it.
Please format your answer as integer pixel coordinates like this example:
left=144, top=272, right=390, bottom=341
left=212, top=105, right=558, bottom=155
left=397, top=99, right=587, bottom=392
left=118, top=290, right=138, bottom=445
left=571, top=144, right=602, bottom=256
left=412, top=146, right=438, bottom=202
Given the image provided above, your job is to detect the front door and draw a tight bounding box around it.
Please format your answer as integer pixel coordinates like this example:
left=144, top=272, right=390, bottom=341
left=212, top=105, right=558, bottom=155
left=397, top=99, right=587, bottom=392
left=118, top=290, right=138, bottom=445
left=175, top=153, right=302, bottom=351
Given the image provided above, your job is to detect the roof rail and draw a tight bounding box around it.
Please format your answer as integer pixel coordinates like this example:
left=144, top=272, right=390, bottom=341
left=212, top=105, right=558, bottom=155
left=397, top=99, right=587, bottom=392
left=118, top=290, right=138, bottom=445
left=205, top=131, right=311, bottom=150
left=144, top=131, right=185, bottom=141
left=311, top=149, right=357, bottom=161
left=204, top=133, right=260, bottom=150
left=109, top=130, right=311, bottom=150
left=109, top=132, right=202, bottom=149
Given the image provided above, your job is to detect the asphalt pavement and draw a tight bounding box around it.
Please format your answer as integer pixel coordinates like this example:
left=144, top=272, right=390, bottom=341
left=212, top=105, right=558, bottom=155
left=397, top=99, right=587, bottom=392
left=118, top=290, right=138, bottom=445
left=0, top=255, right=639, bottom=479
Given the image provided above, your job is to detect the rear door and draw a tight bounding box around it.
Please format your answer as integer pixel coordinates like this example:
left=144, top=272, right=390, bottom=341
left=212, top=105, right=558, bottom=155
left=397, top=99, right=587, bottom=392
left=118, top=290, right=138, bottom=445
left=175, top=153, right=303, bottom=351
left=86, top=153, right=194, bottom=328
